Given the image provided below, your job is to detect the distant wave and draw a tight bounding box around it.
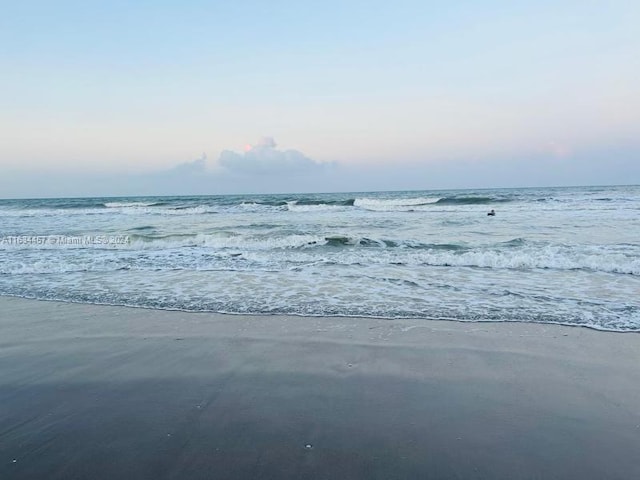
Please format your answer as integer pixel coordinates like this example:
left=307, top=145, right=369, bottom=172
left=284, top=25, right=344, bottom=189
left=53, top=200, right=109, bottom=209
left=434, top=196, right=512, bottom=205
left=354, top=197, right=442, bottom=211
left=103, top=201, right=160, bottom=208
left=0, top=194, right=513, bottom=217
left=243, top=198, right=356, bottom=208
left=0, top=204, right=220, bottom=217
left=293, top=198, right=355, bottom=206
left=353, top=195, right=513, bottom=211
left=286, top=203, right=352, bottom=212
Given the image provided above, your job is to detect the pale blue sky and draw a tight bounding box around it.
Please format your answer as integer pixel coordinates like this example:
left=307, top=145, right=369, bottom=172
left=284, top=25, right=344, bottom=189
left=1, top=1, right=639, bottom=196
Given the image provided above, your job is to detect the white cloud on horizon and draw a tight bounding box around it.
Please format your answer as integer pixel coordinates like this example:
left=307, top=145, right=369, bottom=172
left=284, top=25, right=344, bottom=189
left=164, top=153, right=209, bottom=175
left=218, top=137, right=328, bottom=175
left=1, top=141, right=639, bottom=199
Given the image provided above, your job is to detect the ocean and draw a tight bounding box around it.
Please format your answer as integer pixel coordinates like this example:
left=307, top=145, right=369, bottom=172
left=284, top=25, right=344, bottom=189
left=1, top=185, right=638, bottom=331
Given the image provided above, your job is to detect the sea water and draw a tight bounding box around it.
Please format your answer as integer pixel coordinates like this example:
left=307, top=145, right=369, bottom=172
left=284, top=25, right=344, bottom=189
left=1, top=185, right=638, bottom=331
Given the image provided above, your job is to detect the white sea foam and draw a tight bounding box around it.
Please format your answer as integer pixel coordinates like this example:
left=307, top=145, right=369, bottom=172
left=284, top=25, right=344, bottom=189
left=108, top=205, right=220, bottom=215
left=286, top=202, right=350, bottom=212
left=0, top=205, right=220, bottom=217
left=103, top=201, right=158, bottom=208
left=2, top=237, right=638, bottom=276
left=236, top=202, right=285, bottom=213
left=127, top=233, right=327, bottom=250
left=410, top=248, right=640, bottom=275
left=354, top=197, right=441, bottom=211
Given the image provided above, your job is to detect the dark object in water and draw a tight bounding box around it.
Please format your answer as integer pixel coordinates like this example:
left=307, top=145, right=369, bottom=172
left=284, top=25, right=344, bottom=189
left=487, top=209, right=496, bottom=216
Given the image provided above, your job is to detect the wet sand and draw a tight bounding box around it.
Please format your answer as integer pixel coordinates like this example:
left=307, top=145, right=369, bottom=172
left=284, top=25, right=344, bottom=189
left=1, top=296, right=639, bottom=479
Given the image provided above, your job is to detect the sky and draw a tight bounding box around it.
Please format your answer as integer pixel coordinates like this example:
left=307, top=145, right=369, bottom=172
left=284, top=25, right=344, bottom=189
left=1, top=0, right=639, bottom=197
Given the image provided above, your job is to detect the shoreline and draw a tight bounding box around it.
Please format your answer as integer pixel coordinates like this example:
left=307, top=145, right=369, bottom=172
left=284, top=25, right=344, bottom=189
left=1, top=293, right=637, bottom=333
left=2, top=295, right=640, bottom=479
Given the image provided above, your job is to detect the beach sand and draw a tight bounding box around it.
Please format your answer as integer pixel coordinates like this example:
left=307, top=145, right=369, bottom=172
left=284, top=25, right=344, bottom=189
left=1, top=296, right=639, bottom=479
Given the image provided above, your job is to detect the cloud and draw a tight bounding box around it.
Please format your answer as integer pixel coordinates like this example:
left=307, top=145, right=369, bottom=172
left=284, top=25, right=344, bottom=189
left=218, top=137, right=325, bottom=175
left=2, top=138, right=638, bottom=199
left=164, top=153, right=208, bottom=175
